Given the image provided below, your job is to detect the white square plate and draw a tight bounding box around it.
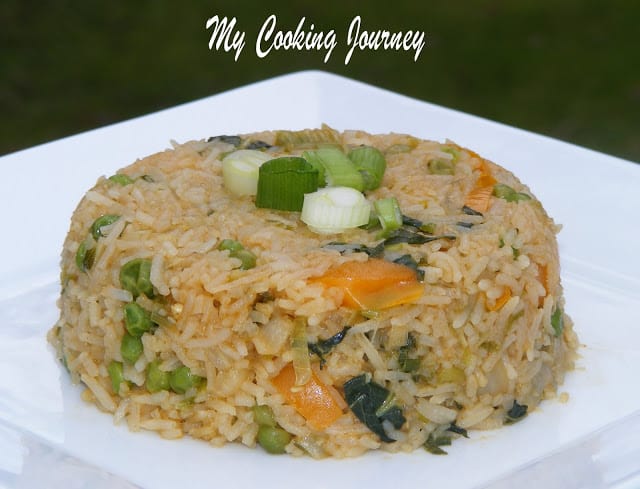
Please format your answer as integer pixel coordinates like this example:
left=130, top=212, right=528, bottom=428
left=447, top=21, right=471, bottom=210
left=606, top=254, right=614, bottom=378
left=1, top=71, right=640, bottom=489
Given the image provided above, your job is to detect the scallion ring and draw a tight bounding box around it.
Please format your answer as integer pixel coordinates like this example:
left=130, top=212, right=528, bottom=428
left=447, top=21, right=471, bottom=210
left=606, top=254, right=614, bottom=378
left=222, top=150, right=273, bottom=196
left=301, top=187, right=371, bottom=234
left=255, top=157, right=319, bottom=211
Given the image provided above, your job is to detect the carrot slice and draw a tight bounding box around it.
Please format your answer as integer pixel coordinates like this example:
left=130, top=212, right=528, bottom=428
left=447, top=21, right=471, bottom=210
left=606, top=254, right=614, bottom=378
left=272, top=363, right=343, bottom=430
left=537, top=263, right=549, bottom=307
left=464, top=185, right=494, bottom=213
left=464, top=161, right=497, bottom=213
left=316, top=259, right=424, bottom=310
left=485, top=287, right=512, bottom=311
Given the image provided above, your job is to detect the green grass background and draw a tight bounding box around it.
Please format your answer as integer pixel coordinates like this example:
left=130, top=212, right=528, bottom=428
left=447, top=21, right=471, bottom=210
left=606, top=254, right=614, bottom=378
left=2, top=0, right=638, bottom=162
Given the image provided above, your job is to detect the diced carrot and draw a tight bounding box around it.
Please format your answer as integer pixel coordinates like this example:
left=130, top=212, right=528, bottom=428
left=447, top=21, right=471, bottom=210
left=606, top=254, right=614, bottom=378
left=272, top=363, right=343, bottom=431
left=476, top=174, right=497, bottom=188
left=316, top=259, right=424, bottom=310
left=537, top=263, right=549, bottom=307
left=464, top=161, right=497, bottom=213
left=464, top=185, right=494, bottom=213
left=485, top=287, right=512, bottom=311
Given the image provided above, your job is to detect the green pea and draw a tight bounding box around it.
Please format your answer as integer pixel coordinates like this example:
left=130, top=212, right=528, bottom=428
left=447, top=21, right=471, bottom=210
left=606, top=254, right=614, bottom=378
left=217, top=239, right=244, bottom=253
left=252, top=405, right=277, bottom=427
left=109, top=174, right=134, bottom=186
left=90, top=214, right=121, bottom=240
left=146, top=360, right=170, bottom=393
left=107, top=361, right=125, bottom=394
left=257, top=425, right=291, bottom=454
left=75, top=239, right=96, bottom=272
left=123, top=302, right=154, bottom=337
left=169, top=365, right=199, bottom=394
left=233, top=249, right=257, bottom=270
left=119, top=258, right=154, bottom=299
left=120, top=332, right=143, bottom=363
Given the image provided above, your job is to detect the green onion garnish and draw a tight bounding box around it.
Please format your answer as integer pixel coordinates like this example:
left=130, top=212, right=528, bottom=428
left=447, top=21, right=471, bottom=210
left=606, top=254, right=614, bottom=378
left=493, top=183, right=532, bottom=202
left=217, top=239, right=257, bottom=270
left=291, top=317, right=312, bottom=386
left=222, top=150, right=273, bottom=196
left=108, top=174, right=135, bottom=186
left=551, top=307, right=564, bottom=337
left=302, top=148, right=364, bottom=191
left=374, top=197, right=403, bottom=238
left=348, top=146, right=387, bottom=191
left=428, top=158, right=455, bottom=175
left=274, top=127, right=341, bottom=149
left=255, top=157, right=319, bottom=211
left=301, top=187, right=371, bottom=234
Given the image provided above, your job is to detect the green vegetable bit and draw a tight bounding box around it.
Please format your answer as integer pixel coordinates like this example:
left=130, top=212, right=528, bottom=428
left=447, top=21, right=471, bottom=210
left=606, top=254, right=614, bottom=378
left=90, top=214, right=121, bottom=240
left=217, top=239, right=257, bottom=270
left=119, top=258, right=154, bottom=299
left=108, top=174, right=135, bottom=186
left=493, top=183, right=532, bottom=202
left=233, top=249, right=257, bottom=270
left=257, top=425, right=291, bottom=454
left=169, top=365, right=202, bottom=394
left=253, top=405, right=277, bottom=427
left=217, top=239, right=244, bottom=253
left=303, top=148, right=363, bottom=191
left=348, top=145, right=387, bottom=191
left=120, top=332, right=143, bottom=363
left=551, top=307, right=564, bottom=337
left=374, top=197, right=403, bottom=238
left=255, top=157, right=319, bottom=211
left=75, top=239, right=96, bottom=272
left=428, top=158, right=455, bottom=175
left=123, top=302, right=154, bottom=337
left=343, top=374, right=406, bottom=443
left=424, top=430, right=452, bottom=455
left=308, top=326, right=351, bottom=368
left=274, top=127, right=340, bottom=149
left=146, top=360, right=170, bottom=393
left=506, top=400, right=528, bottom=423
left=107, top=360, right=125, bottom=394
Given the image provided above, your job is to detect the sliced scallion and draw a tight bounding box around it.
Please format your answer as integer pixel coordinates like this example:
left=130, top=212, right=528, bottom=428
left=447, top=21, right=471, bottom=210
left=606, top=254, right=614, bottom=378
left=428, top=158, right=455, bottom=175
left=274, top=126, right=340, bottom=149
left=222, top=150, right=273, bottom=196
left=301, top=187, right=371, bottom=234
left=291, top=318, right=311, bottom=386
left=374, top=197, right=403, bottom=238
left=348, top=146, right=387, bottom=191
left=108, top=174, right=134, bottom=186
left=302, top=148, right=363, bottom=191
left=493, top=183, right=532, bottom=202
left=551, top=307, right=564, bottom=337
left=255, top=157, right=319, bottom=211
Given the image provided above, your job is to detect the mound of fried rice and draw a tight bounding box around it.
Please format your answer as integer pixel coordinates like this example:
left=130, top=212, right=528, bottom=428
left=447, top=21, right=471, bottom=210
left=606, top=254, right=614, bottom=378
left=48, top=127, right=578, bottom=457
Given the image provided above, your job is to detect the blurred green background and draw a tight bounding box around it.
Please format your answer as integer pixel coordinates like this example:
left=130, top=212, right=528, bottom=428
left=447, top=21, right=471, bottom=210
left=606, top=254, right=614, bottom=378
left=2, top=0, right=639, bottom=162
